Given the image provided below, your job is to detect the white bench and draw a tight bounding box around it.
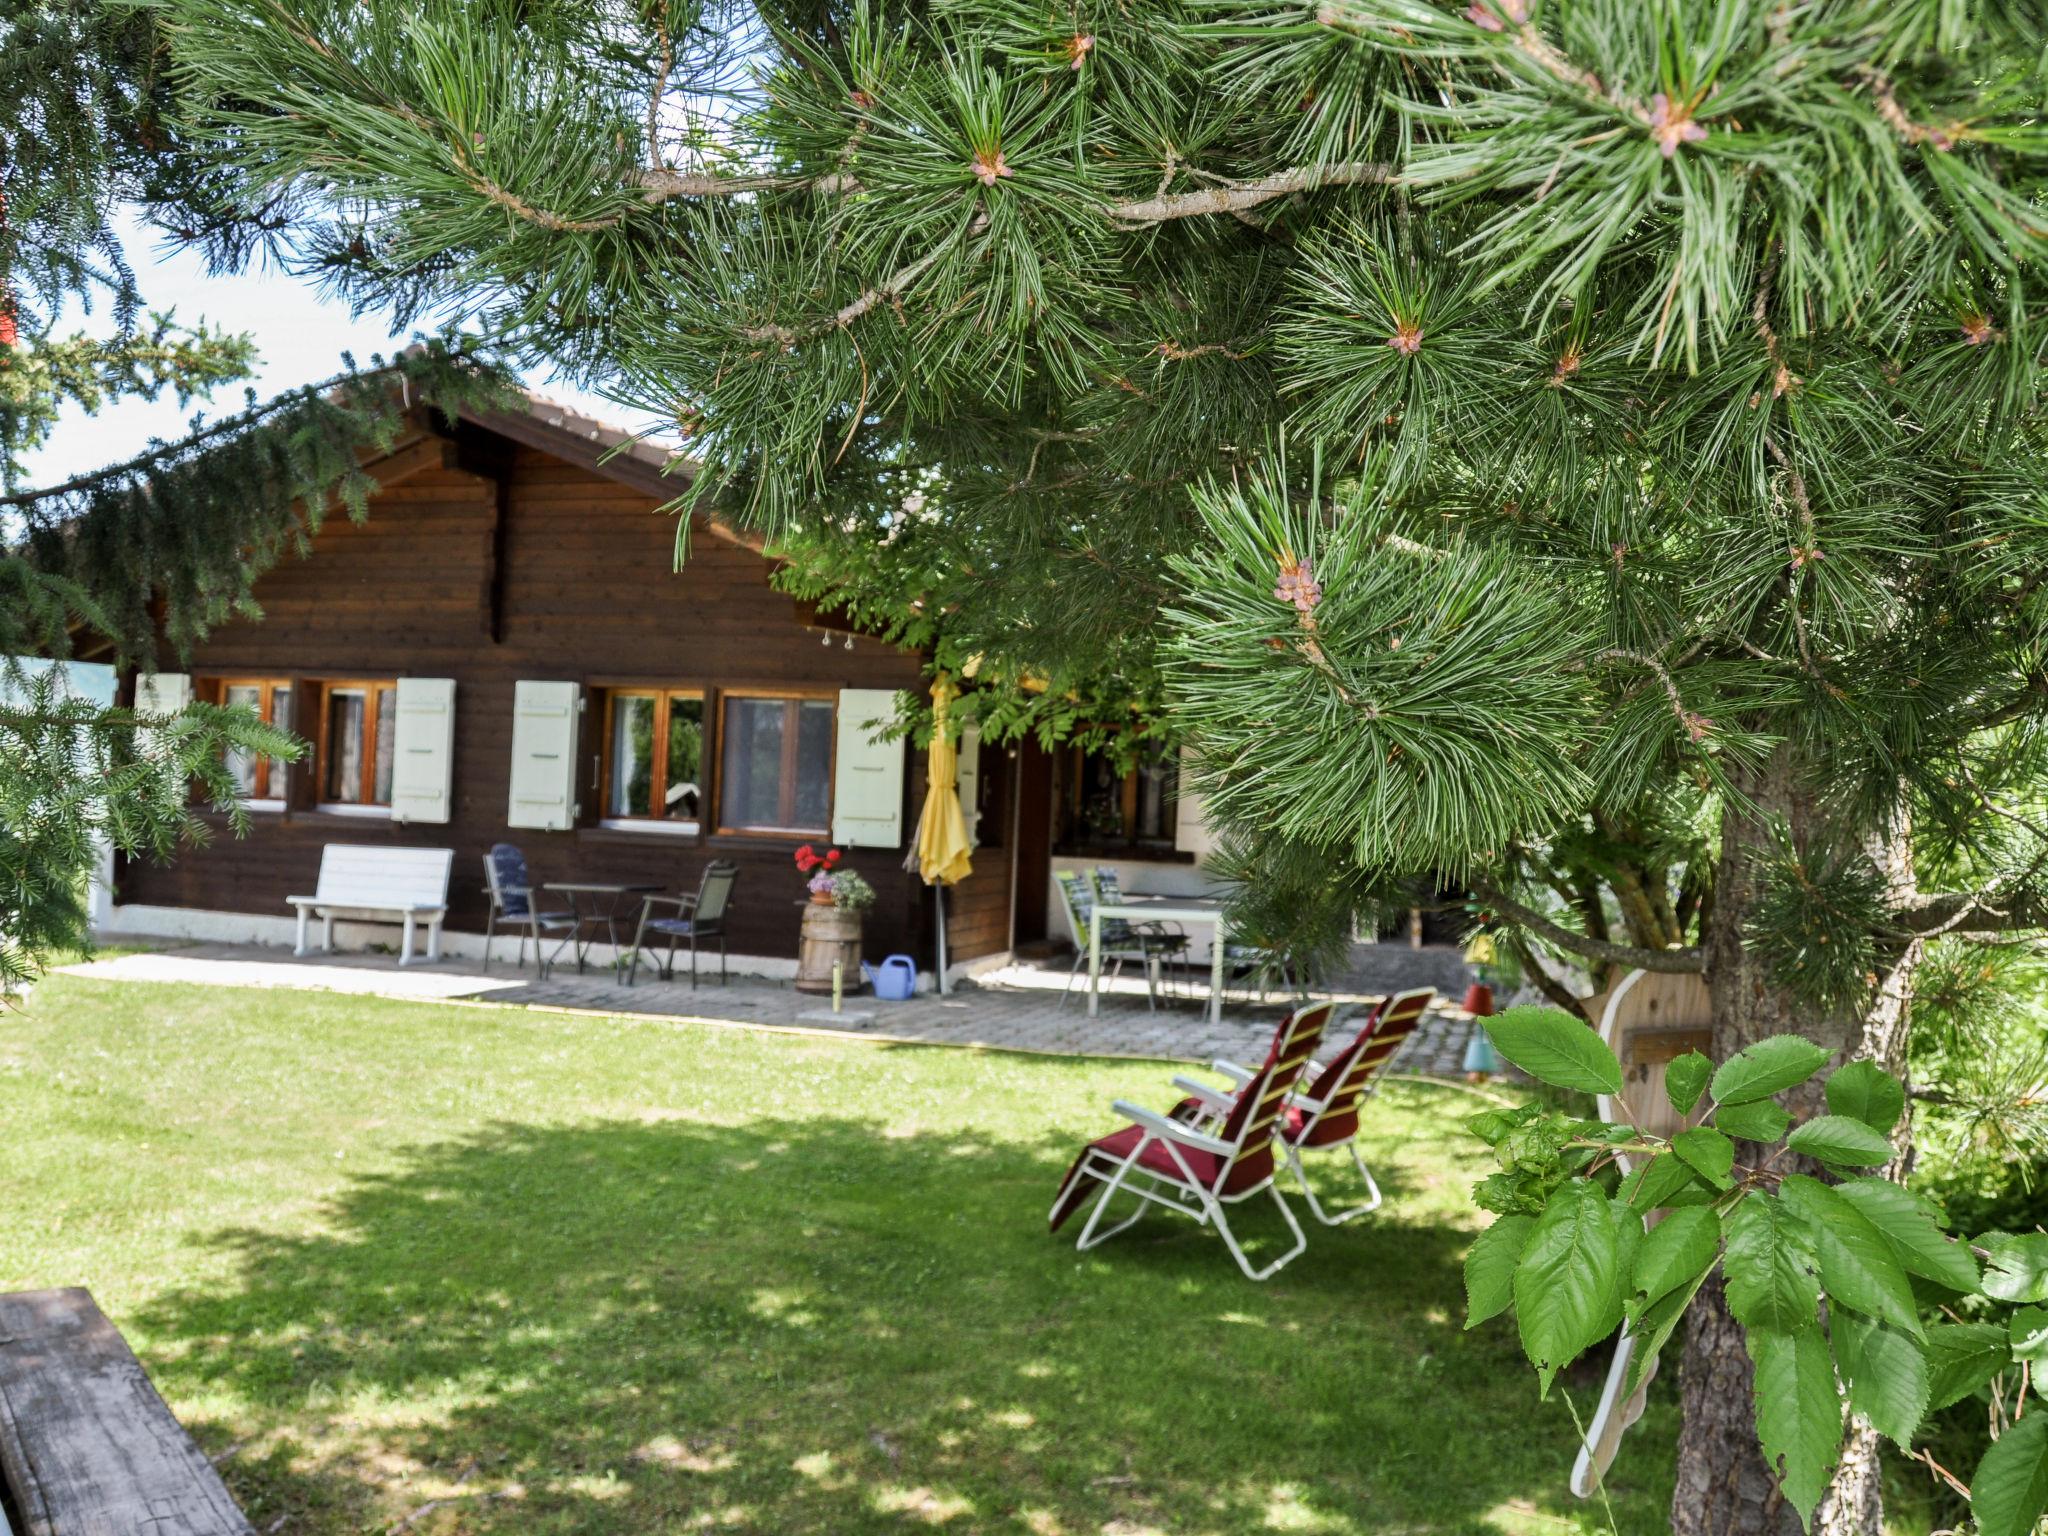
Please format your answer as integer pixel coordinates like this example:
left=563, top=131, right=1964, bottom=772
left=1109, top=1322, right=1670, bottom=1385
left=288, top=845, right=453, bottom=966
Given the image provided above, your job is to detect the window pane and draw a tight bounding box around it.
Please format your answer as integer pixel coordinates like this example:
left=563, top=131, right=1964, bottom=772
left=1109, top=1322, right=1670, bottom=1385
left=325, top=690, right=366, bottom=802
left=269, top=687, right=293, bottom=789
left=722, top=697, right=789, bottom=828
left=1076, top=751, right=1124, bottom=842
left=1134, top=750, right=1177, bottom=842
left=663, top=696, right=703, bottom=822
left=223, top=684, right=261, bottom=796
left=610, top=694, right=656, bottom=816
left=373, top=687, right=397, bottom=804
left=794, top=700, right=834, bottom=829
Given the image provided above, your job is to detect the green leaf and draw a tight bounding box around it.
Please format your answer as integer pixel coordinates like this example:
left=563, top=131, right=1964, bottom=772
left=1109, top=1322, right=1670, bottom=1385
left=1834, top=1315, right=1928, bottom=1447
left=2011, top=1306, right=2048, bottom=1367
left=1672, top=1126, right=1735, bottom=1189
left=1786, top=1115, right=1895, bottom=1168
left=1925, top=1322, right=2013, bottom=1411
left=1633, top=1206, right=1721, bottom=1312
left=1624, top=1265, right=1710, bottom=1399
left=1714, top=1097, right=1792, bottom=1144
left=1823, top=1061, right=1905, bottom=1135
left=1982, top=1233, right=2048, bottom=1303
left=1621, top=1151, right=1710, bottom=1213
left=1832, top=1178, right=1980, bottom=1294
left=1712, top=1036, right=1831, bottom=1106
left=1482, top=1006, right=1623, bottom=1097
left=1513, top=1180, right=1626, bottom=1395
left=1723, top=1191, right=1821, bottom=1333
left=1779, top=1176, right=1925, bottom=1339
left=1465, top=1213, right=1536, bottom=1329
left=1666, top=1051, right=1711, bottom=1117
left=1970, top=1409, right=2048, bottom=1536
left=1748, top=1325, right=1843, bottom=1525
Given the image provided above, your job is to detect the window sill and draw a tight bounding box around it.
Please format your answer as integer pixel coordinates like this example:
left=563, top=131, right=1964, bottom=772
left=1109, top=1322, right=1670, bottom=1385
left=1053, top=844, right=1197, bottom=865
left=598, top=818, right=702, bottom=837
left=317, top=803, right=394, bottom=820
left=576, top=825, right=702, bottom=849
left=706, top=830, right=835, bottom=851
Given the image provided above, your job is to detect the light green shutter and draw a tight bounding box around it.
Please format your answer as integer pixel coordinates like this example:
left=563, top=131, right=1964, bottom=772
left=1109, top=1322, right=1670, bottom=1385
left=133, top=672, right=192, bottom=716
left=831, top=687, right=907, bottom=847
left=957, top=724, right=983, bottom=849
left=390, top=677, right=457, bottom=824
left=507, top=681, right=581, bottom=830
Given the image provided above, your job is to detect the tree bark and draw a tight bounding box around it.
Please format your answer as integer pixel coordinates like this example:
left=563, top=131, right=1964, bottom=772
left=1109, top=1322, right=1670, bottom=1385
left=1670, top=747, right=1921, bottom=1536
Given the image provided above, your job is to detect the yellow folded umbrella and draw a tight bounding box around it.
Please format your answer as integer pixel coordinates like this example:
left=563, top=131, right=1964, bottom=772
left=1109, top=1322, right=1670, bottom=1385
left=915, top=675, right=973, bottom=887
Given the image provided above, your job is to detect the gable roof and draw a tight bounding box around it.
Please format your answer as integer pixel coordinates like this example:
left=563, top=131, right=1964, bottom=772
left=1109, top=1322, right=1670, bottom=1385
left=454, top=390, right=765, bottom=554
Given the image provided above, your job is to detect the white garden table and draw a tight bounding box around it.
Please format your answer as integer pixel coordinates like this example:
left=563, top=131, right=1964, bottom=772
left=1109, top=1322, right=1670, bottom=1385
left=1086, top=895, right=1231, bottom=1024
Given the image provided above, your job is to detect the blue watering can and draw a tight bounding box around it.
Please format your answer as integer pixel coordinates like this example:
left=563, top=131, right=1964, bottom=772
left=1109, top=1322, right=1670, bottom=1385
left=870, top=954, right=918, bottom=1001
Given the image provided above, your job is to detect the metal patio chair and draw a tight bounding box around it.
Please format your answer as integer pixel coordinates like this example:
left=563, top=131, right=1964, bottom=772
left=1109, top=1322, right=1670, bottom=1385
left=1090, top=866, right=1192, bottom=992
left=1174, top=988, right=1433, bottom=1224
left=1054, top=869, right=1179, bottom=1012
left=481, top=843, right=580, bottom=979
left=1047, top=1000, right=1334, bottom=1280
left=627, top=860, right=740, bottom=987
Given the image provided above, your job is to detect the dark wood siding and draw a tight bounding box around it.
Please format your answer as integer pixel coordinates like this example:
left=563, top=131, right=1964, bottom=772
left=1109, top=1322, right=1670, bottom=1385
left=118, top=433, right=1011, bottom=966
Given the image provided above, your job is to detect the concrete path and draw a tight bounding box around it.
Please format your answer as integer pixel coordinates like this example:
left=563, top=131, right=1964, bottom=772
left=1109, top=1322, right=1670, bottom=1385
left=62, top=939, right=1492, bottom=1075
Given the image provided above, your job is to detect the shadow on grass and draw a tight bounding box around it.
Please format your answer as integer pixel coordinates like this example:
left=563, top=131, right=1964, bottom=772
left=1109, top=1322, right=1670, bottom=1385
left=141, top=1116, right=1671, bottom=1535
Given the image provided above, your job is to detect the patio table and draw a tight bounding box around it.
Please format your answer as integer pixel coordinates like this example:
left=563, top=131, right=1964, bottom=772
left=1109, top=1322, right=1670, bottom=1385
left=541, top=881, right=664, bottom=975
left=1087, top=896, right=1231, bottom=1025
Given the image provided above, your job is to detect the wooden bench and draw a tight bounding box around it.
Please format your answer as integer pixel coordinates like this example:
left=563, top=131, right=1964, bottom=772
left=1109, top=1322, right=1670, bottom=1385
left=287, top=845, right=452, bottom=966
left=0, top=1288, right=252, bottom=1536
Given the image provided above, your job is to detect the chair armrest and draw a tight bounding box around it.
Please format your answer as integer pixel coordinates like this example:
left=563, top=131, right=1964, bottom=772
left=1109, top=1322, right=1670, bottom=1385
left=286, top=895, right=317, bottom=907
left=637, top=893, right=694, bottom=912
left=1169, top=1077, right=1233, bottom=1117
left=1208, top=1059, right=1253, bottom=1085
left=1111, top=1100, right=1233, bottom=1157
left=1287, top=1093, right=1328, bottom=1114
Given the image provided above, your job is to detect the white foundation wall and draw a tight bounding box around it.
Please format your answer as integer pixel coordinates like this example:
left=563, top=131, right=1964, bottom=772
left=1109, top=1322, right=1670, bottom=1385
left=100, top=900, right=1008, bottom=992
left=99, top=901, right=802, bottom=979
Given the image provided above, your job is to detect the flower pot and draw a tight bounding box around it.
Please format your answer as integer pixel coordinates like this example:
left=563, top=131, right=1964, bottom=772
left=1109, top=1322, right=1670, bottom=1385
left=808, top=892, right=835, bottom=906
left=796, top=902, right=865, bottom=994
left=1462, top=982, right=1496, bottom=1017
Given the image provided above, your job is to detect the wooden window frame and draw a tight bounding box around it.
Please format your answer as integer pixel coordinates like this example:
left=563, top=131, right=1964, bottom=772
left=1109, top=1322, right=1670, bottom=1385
left=599, top=687, right=707, bottom=828
left=715, top=688, right=837, bottom=838
left=1055, top=742, right=1180, bottom=856
left=201, top=676, right=293, bottom=801
left=315, top=679, right=400, bottom=810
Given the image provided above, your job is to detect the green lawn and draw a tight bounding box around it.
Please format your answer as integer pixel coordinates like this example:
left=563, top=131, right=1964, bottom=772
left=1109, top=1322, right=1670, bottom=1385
left=0, top=974, right=1676, bottom=1535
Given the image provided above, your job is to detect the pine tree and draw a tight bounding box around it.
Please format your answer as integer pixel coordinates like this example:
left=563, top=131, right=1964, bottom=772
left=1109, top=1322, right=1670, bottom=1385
left=154, top=1, right=2047, bottom=1530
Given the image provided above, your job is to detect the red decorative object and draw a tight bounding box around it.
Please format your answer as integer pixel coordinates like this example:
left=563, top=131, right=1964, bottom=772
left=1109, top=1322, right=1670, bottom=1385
left=1462, top=982, right=1495, bottom=1017
left=793, top=844, right=842, bottom=876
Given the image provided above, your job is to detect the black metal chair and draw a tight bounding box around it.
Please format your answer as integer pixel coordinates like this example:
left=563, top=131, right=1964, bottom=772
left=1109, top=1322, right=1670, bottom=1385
left=481, top=844, right=580, bottom=979
left=628, top=860, right=740, bottom=987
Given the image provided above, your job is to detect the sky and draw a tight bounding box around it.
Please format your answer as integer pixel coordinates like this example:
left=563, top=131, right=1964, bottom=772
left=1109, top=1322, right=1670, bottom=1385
left=21, top=212, right=627, bottom=489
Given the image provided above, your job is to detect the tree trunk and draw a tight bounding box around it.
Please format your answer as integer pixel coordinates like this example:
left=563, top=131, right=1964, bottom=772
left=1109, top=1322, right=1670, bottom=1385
left=1670, top=747, right=1921, bottom=1536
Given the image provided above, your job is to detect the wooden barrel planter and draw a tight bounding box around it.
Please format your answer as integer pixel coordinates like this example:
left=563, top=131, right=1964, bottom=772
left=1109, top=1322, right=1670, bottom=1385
left=795, top=902, right=865, bottom=995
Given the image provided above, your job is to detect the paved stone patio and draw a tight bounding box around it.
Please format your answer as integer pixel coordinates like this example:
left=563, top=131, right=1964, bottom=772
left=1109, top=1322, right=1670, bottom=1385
left=61, top=938, right=1493, bottom=1077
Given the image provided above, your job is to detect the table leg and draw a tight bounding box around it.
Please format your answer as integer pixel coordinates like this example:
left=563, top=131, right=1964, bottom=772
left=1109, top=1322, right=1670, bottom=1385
left=547, top=892, right=582, bottom=978
left=1209, top=920, right=1226, bottom=1026
left=1087, top=917, right=1102, bottom=1018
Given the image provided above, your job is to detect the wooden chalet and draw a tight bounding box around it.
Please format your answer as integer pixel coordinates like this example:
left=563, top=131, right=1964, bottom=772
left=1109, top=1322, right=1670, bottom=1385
left=93, top=389, right=1236, bottom=978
